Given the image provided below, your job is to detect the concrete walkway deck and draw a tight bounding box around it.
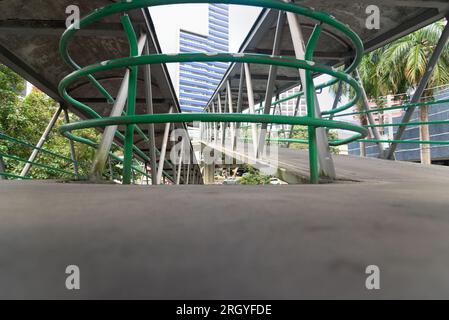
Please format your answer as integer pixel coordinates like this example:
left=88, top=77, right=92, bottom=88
left=1, top=155, right=449, bottom=299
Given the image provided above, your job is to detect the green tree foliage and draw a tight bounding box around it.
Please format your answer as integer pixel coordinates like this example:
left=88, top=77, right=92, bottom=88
left=0, top=64, right=100, bottom=179
left=334, top=20, right=449, bottom=102
left=239, top=165, right=271, bottom=185
left=288, top=126, right=340, bottom=154
left=0, top=64, right=25, bottom=134
left=357, top=20, right=449, bottom=100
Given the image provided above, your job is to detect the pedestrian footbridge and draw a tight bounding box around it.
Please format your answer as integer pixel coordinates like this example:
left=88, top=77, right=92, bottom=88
left=1, top=0, right=449, bottom=299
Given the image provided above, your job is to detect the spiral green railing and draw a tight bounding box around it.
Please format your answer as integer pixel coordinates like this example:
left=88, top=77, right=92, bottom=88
left=57, top=0, right=369, bottom=184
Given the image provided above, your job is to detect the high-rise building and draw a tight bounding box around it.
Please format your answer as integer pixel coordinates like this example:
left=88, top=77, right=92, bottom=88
left=278, top=86, right=307, bottom=117
left=178, top=4, right=229, bottom=112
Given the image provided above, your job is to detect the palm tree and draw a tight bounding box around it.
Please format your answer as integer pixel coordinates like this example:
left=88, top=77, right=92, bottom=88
left=357, top=20, right=449, bottom=164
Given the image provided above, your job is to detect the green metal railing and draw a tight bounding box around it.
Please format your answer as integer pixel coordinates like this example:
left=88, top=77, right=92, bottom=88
left=1, top=1, right=446, bottom=184
left=0, top=132, right=80, bottom=180
left=242, top=95, right=449, bottom=147
left=331, top=97, right=449, bottom=146
left=58, top=0, right=368, bottom=184
left=0, top=132, right=154, bottom=182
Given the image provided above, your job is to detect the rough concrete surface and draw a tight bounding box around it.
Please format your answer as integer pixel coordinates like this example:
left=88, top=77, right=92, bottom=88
left=1, top=155, right=449, bottom=299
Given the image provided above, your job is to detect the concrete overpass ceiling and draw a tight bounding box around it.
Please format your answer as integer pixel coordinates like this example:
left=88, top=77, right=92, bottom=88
left=0, top=0, right=190, bottom=162
left=209, top=0, right=449, bottom=112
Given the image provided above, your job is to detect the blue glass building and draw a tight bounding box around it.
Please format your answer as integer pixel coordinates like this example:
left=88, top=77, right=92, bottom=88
left=178, top=4, right=229, bottom=112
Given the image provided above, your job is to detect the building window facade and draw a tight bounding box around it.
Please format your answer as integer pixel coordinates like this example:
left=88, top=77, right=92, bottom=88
left=179, top=4, right=229, bottom=112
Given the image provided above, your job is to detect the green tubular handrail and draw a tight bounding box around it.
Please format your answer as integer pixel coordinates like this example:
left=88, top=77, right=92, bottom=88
left=60, top=113, right=366, bottom=141
left=331, top=98, right=449, bottom=119
left=304, top=23, right=321, bottom=182
left=0, top=172, right=31, bottom=180
left=0, top=132, right=75, bottom=163
left=121, top=14, right=139, bottom=184
left=0, top=152, right=78, bottom=177
left=332, top=97, right=449, bottom=147
left=0, top=132, right=80, bottom=179
left=58, top=53, right=367, bottom=183
left=0, top=133, right=157, bottom=182
left=58, top=0, right=366, bottom=183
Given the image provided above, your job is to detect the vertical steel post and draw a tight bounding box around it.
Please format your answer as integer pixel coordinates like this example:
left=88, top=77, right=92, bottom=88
left=385, top=19, right=449, bottom=159
left=143, top=40, right=158, bottom=184
left=156, top=106, right=173, bottom=184
left=234, top=64, right=245, bottom=150
left=287, top=95, right=302, bottom=148
left=222, top=90, right=228, bottom=147
left=176, top=139, right=185, bottom=185
left=258, top=11, right=285, bottom=156
left=217, top=94, right=224, bottom=146
left=63, top=108, right=79, bottom=177
left=186, top=163, right=191, bottom=185
left=212, top=102, right=218, bottom=144
left=244, top=63, right=259, bottom=158
left=20, top=106, right=63, bottom=178
left=226, top=81, right=235, bottom=149
left=286, top=12, right=336, bottom=180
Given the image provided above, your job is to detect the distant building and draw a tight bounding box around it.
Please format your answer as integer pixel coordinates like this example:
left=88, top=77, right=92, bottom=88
left=178, top=4, right=229, bottom=112
left=348, top=87, right=449, bottom=165
left=268, top=86, right=307, bottom=133
left=278, top=86, right=307, bottom=117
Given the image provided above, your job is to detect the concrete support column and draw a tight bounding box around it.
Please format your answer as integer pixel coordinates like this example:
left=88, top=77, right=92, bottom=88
left=203, top=163, right=215, bottom=184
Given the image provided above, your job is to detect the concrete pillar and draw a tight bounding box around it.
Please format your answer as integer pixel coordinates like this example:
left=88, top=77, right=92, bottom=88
left=203, top=163, right=215, bottom=184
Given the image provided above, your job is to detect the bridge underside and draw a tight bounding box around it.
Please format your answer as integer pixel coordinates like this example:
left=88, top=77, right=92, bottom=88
left=1, top=158, right=449, bottom=299
left=211, top=0, right=449, bottom=111
left=0, top=0, right=199, bottom=178
left=2, top=0, right=449, bottom=299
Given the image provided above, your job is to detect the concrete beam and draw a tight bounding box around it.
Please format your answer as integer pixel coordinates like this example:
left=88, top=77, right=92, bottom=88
left=0, top=20, right=130, bottom=37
